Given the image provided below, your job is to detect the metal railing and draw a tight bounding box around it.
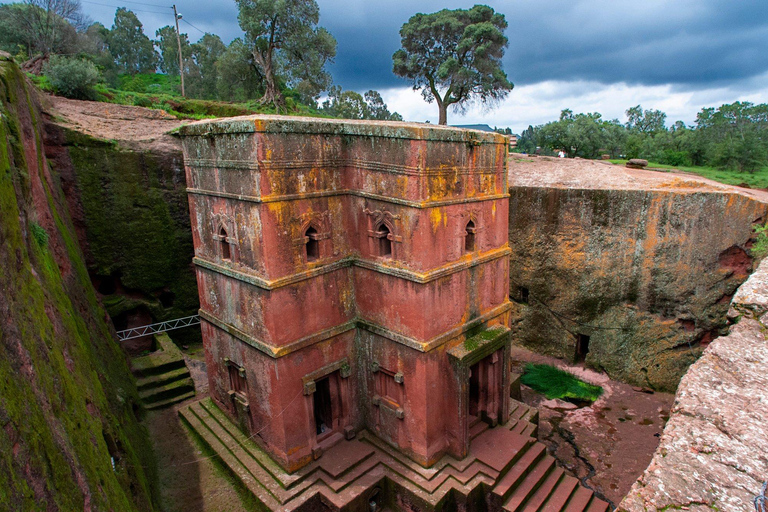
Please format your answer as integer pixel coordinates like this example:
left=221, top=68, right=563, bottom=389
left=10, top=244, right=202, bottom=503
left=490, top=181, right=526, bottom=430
left=116, top=315, right=200, bottom=341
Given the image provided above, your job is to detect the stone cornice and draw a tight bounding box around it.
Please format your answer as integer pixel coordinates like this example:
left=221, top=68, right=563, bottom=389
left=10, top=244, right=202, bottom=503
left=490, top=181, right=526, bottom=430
left=193, top=246, right=511, bottom=290
left=187, top=187, right=509, bottom=209
left=199, top=301, right=512, bottom=358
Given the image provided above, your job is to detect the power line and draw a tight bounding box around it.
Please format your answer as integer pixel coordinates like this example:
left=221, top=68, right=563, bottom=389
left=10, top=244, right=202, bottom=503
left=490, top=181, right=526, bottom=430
left=181, top=18, right=205, bottom=35
left=80, top=0, right=172, bottom=15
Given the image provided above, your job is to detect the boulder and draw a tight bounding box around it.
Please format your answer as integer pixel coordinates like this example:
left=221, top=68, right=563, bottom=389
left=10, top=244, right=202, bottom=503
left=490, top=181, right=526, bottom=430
left=626, top=158, right=649, bottom=169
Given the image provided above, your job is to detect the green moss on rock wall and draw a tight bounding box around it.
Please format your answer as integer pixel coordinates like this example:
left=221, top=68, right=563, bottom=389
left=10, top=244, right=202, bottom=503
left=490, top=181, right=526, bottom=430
left=0, top=56, right=158, bottom=510
left=49, top=121, right=198, bottom=335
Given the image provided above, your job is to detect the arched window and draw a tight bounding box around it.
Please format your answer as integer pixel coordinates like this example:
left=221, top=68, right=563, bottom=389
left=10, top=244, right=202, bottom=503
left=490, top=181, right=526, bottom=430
left=464, top=220, right=476, bottom=252
left=376, top=224, right=392, bottom=258
left=219, top=227, right=231, bottom=261
left=305, top=226, right=320, bottom=262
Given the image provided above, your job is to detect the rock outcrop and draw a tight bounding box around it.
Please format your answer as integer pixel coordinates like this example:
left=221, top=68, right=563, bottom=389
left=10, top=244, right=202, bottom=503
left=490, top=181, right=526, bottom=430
left=43, top=97, right=199, bottom=351
left=621, top=258, right=768, bottom=511
left=0, top=57, right=157, bottom=509
left=508, top=155, right=768, bottom=390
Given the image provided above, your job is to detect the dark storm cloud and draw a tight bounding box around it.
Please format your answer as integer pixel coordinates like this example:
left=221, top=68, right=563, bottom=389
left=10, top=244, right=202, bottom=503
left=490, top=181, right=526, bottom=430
left=53, top=0, right=768, bottom=91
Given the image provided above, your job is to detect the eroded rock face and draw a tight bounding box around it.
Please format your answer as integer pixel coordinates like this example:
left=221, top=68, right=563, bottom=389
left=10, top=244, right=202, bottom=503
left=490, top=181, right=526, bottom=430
left=508, top=186, right=767, bottom=390
left=621, top=259, right=768, bottom=511
left=0, top=58, right=156, bottom=510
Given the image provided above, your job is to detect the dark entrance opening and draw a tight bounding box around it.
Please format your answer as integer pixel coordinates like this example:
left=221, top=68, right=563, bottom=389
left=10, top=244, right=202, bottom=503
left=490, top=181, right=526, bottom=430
left=576, top=334, right=590, bottom=363
left=305, top=226, right=319, bottom=262
left=464, top=220, right=476, bottom=252
left=313, top=377, right=333, bottom=435
left=468, top=363, right=481, bottom=418
left=219, top=227, right=231, bottom=260
left=377, top=224, right=392, bottom=258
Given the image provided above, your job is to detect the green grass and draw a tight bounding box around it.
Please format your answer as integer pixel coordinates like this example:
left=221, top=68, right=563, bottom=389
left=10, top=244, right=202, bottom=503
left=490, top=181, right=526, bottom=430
left=521, top=363, right=603, bottom=402
left=608, top=159, right=768, bottom=189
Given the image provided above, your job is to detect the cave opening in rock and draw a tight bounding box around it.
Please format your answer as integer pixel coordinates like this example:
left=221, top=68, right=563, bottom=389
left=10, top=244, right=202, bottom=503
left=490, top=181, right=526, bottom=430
left=576, top=333, right=590, bottom=363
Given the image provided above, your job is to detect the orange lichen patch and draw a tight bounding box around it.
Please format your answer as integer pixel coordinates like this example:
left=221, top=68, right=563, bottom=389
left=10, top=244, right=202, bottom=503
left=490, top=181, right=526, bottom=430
left=658, top=178, right=710, bottom=189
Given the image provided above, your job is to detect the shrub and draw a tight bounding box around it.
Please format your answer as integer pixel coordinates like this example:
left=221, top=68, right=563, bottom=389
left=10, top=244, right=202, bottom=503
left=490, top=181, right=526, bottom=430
left=30, top=222, right=49, bottom=248
left=43, top=56, right=101, bottom=100
left=521, top=363, right=603, bottom=402
left=751, top=224, right=768, bottom=259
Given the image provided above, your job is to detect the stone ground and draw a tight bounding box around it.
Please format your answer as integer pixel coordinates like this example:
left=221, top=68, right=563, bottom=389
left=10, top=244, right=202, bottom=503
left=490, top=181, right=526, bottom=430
left=509, top=346, right=675, bottom=508
left=509, top=153, right=768, bottom=202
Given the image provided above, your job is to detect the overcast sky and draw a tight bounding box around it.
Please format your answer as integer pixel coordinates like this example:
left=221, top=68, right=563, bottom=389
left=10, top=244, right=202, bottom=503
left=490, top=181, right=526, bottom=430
left=43, top=0, right=768, bottom=132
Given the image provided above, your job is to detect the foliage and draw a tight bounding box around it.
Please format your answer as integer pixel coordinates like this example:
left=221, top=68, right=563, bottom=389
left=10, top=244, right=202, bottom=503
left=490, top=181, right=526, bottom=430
left=155, top=25, right=191, bottom=76
left=522, top=102, right=768, bottom=173
left=320, top=86, right=402, bottom=120
left=751, top=224, right=768, bottom=259
left=30, top=222, right=49, bottom=248
left=521, top=363, right=603, bottom=402
left=213, top=37, right=264, bottom=102
left=107, top=8, right=157, bottom=75
left=186, top=33, right=227, bottom=100
left=0, top=0, right=85, bottom=57
left=43, top=55, right=100, bottom=99
left=235, top=0, right=336, bottom=109
left=392, top=5, right=513, bottom=125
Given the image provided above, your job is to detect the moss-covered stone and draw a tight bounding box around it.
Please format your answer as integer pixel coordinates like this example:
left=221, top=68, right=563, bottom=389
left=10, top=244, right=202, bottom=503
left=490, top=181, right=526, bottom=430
left=0, top=59, right=158, bottom=510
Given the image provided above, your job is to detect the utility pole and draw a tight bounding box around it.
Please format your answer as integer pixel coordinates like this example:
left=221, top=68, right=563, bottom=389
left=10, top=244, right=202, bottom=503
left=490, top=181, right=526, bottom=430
left=172, top=4, right=185, bottom=97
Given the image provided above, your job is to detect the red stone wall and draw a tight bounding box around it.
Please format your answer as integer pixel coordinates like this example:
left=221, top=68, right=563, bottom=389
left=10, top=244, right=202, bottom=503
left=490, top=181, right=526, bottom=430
left=181, top=116, right=511, bottom=471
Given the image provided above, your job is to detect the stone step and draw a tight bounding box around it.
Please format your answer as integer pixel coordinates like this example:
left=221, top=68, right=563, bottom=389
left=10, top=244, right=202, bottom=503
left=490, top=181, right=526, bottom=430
left=469, top=419, right=490, bottom=440
left=139, top=377, right=194, bottom=404
left=136, top=366, right=191, bottom=392
left=502, top=455, right=556, bottom=511
left=180, top=401, right=282, bottom=509
left=584, top=497, right=610, bottom=512
left=520, top=467, right=564, bottom=512
left=492, top=442, right=546, bottom=502
left=145, top=390, right=196, bottom=410
left=562, top=485, right=593, bottom=512
left=540, top=475, right=579, bottom=512
left=132, top=356, right=186, bottom=378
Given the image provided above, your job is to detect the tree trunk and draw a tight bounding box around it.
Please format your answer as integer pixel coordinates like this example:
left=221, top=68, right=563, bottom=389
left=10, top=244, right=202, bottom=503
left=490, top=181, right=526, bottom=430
left=438, top=103, right=448, bottom=125
left=254, top=48, right=285, bottom=111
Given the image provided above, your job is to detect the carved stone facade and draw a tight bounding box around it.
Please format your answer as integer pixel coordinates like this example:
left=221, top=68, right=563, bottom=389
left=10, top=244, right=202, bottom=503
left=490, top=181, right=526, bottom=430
left=180, top=116, right=511, bottom=472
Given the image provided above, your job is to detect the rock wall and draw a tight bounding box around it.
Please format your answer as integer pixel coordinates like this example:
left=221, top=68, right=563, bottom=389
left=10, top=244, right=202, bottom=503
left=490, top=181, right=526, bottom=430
left=508, top=186, right=768, bottom=390
left=0, top=55, right=157, bottom=509
left=621, top=258, right=768, bottom=511
left=43, top=109, right=199, bottom=350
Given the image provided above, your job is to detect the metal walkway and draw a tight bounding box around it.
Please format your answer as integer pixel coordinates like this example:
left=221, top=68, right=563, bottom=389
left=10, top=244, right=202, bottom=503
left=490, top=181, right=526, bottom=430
left=116, top=315, right=200, bottom=341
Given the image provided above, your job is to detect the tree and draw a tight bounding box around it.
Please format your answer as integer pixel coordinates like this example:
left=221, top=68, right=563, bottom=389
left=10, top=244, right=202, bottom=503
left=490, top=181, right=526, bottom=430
left=215, top=38, right=264, bottom=102
left=155, top=25, right=190, bottom=76
left=187, top=33, right=227, bottom=99
left=364, top=90, right=403, bottom=121
left=697, top=102, right=768, bottom=172
left=321, top=87, right=403, bottom=120
left=625, top=105, right=667, bottom=134
left=107, top=8, right=157, bottom=75
left=392, top=5, right=513, bottom=125
left=235, top=0, right=337, bottom=109
left=5, top=0, right=87, bottom=59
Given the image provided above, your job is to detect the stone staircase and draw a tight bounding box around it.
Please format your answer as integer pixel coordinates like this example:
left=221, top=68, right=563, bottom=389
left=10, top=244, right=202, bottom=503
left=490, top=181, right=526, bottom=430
left=179, top=397, right=609, bottom=511
left=132, top=333, right=195, bottom=410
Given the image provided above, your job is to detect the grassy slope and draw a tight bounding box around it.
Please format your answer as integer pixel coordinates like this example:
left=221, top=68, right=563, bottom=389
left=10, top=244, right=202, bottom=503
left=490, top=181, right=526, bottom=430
left=31, top=72, right=328, bottom=120
left=0, top=58, right=157, bottom=510
left=609, top=159, right=768, bottom=189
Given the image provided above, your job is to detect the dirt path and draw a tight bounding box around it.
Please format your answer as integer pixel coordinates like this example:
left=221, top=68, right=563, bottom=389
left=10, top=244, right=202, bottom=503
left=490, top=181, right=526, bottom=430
left=510, top=346, right=675, bottom=507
